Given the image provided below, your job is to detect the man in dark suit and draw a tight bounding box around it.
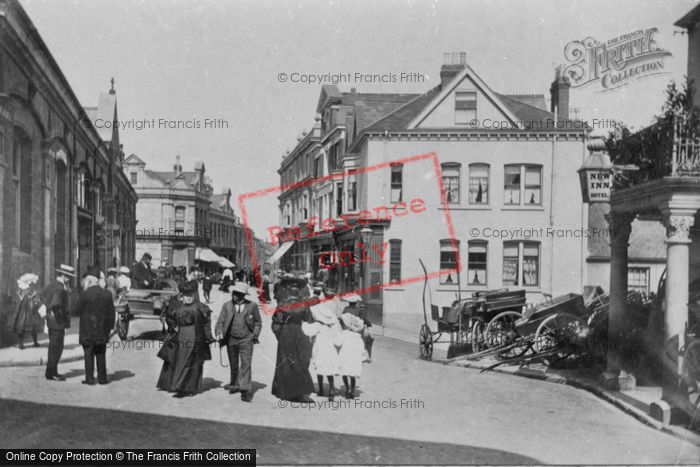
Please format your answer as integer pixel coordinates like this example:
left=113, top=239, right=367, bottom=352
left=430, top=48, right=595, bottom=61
left=77, top=268, right=115, bottom=385
left=41, top=264, right=76, bottom=381
left=215, top=282, right=261, bottom=402
left=132, top=253, right=155, bottom=289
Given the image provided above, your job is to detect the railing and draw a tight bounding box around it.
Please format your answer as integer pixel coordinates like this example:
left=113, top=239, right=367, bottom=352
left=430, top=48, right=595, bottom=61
left=673, top=114, right=700, bottom=176
left=612, top=115, right=700, bottom=190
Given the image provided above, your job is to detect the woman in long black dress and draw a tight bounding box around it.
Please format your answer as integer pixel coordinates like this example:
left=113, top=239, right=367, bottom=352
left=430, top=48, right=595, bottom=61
left=271, top=286, right=314, bottom=401
left=157, top=281, right=215, bottom=397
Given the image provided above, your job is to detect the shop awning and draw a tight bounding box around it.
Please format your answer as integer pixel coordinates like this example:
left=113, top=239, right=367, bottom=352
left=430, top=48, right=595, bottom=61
left=196, top=247, right=223, bottom=263
left=266, top=241, right=295, bottom=264
left=218, top=258, right=235, bottom=268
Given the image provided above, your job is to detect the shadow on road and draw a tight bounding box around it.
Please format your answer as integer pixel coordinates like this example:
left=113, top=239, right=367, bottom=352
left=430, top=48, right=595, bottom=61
left=0, top=398, right=539, bottom=464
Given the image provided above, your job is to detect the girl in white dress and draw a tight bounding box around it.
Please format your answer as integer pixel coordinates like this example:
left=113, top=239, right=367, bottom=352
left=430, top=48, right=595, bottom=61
left=337, top=313, right=365, bottom=399
left=303, top=300, right=341, bottom=400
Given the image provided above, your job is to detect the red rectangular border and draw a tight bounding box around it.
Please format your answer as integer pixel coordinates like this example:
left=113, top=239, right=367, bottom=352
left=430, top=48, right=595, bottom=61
left=238, top=152, right=459, bottom=315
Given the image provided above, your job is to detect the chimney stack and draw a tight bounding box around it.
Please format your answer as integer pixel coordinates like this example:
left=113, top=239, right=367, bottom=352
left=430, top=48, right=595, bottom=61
left=440, top=51, right=467, bottom=89
left=173, top=155, right=182, bottom=176
left=550, top=65, right=570, bottom=121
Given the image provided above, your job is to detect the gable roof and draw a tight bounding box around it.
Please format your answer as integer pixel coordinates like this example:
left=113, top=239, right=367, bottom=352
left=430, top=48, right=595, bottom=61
left=123, top=153, right=146, bottom=166
left=676, top=3, right=700, bottom=28
left=406, top=64, right=522, bottom=129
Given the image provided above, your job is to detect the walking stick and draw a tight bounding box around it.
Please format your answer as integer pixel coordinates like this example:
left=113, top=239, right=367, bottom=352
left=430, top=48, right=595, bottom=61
left=218, top=341, right=228, bottom=367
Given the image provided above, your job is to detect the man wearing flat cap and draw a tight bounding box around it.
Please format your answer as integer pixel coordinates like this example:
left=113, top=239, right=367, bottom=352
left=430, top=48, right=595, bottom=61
left=215, top=282, right=262, bottom=402
left=41, top=264, right=76, bottom=381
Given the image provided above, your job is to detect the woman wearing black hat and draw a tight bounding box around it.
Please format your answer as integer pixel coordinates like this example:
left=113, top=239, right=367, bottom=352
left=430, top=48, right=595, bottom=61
left=271, top=285, right=314, bottom=401
left=157, top=280, right=215, bottom=397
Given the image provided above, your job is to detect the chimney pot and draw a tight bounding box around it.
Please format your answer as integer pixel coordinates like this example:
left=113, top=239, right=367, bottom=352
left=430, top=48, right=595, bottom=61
left=443, top=52, right=451, bottom=64
left=452, top=52, right=459, bottom=64
left=460, top=52, right=467, bottom=65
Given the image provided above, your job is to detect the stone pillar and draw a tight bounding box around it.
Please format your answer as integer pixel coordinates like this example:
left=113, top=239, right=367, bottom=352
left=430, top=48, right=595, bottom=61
left=661, top=211, right=694, bottom=408
left=601, top=211, right=636, bottom=390
left=43, top=150, right=53, bottom=285
left=0, top=159, right=5, bottom=295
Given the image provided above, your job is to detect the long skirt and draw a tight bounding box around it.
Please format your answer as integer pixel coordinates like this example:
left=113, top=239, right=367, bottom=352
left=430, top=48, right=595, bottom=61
left=156, top=325, right=203, bottom=393
left=271, top=323, right=314, bottom=400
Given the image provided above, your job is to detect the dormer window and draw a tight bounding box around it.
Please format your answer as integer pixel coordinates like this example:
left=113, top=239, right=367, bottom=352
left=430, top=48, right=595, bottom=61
left=455, top=91, right=477, bottom=125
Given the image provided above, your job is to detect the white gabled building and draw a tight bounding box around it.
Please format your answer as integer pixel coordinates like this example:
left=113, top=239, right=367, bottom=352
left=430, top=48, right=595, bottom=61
left=347, top=55, right=589, bottom=338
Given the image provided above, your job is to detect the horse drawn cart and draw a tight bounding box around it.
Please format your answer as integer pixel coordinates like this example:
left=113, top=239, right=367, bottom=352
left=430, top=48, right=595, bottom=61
left=113, top=286, right=180, bottom=340
left=418, top=259, right=527, bottom=359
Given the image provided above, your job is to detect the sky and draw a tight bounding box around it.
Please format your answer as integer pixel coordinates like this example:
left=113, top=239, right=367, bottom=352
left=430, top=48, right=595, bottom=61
left=19, top=0, right=699, bottom=236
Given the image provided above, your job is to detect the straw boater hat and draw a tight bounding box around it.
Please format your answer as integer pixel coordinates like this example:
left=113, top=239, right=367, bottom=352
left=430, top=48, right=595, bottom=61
left=119, top=266, right=130, bottom=274
left=55, top=264, right=76, bottom=278
left=342, top=293, right=362, bottom=303
left=231, top=282, right=249, bottom=296
left=340, top=313, right=364, bottom=332
left=17, top=273, right=39, bottom=290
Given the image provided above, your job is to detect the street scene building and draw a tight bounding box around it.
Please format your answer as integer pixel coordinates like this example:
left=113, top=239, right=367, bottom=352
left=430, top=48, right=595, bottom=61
left=122, top=154, right=262, bottom=271
left=2, top=0, right=700, bottom=464
left=275, top=55, right=590, bottom=336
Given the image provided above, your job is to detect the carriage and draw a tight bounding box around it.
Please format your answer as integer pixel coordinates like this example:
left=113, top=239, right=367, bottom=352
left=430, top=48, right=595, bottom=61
left=418, top=259, right=527, bottom=359
left=113, top=283, right=180, bottom=340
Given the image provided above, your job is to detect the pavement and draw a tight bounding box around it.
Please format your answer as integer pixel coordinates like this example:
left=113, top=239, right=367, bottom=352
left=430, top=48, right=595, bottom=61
left=1, top=287, right=700, bottom=463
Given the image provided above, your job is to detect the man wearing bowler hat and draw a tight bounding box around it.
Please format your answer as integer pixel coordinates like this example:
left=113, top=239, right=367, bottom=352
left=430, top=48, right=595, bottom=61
left=215, top=282, right=261, bottom=402
left=41, top=264, right=75, bottom=381
left=132, top=253, right=156, bottom=289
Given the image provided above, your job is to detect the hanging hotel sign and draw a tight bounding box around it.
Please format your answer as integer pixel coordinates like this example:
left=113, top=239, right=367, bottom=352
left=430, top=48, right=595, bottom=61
left=562, top=28, right=672, bottom=92
left=579, top=169, right=613, bottom=203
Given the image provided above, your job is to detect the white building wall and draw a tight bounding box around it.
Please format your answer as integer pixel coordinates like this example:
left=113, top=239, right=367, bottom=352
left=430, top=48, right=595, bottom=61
left=362, top=135, right=587, bottom=337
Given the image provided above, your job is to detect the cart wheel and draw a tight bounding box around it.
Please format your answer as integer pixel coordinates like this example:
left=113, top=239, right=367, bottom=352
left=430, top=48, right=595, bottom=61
left=419, top=324, right=433, bottom=360
left=485, top=311, right=527, bottom=358
left=682, top=338, right=700, bottom=408
left=534, top=312, right=589, bottom=365
left=116, top=311, right=130, bottom=341
left=471, top=320, right=485, bottom=353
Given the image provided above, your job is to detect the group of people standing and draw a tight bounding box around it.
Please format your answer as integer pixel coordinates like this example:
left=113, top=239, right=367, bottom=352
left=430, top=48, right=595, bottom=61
left=10, top=264, right=115, bottom=385
left=271, top=282, right=371, bottom=401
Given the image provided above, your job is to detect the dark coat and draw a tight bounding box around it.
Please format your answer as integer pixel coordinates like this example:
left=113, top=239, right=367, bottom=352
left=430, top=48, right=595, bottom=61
left=215, top=301, right=262, bottom=339
left=77, top=285, right=115, bottom=345
left=132, top=261, right=155, bottom=289
left=41, top=280, right=71, bottom=330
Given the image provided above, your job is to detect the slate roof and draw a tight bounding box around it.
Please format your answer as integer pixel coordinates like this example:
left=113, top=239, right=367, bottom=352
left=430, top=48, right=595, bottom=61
left=495, top=93, right=557, bottom=128
left=145, top=170, right=199, bottom=187
left=364, top=86, right=442, bottom=132
left=341, top=92, right=419, bottom=131
left=503, top=94, right=547, bottom=111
